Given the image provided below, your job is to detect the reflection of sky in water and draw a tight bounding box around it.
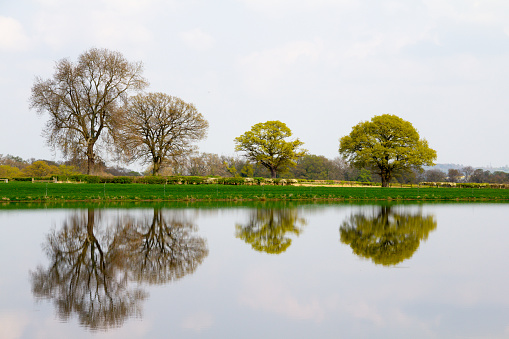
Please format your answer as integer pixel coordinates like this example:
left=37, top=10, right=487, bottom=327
left=0, top=204, right=508, bottom=338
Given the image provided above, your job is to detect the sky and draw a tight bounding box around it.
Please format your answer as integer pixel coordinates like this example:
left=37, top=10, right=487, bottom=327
left=1, top=0, right=509, bottom=169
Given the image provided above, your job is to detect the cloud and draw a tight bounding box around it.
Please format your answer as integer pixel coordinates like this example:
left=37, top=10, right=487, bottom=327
left=181, top=312, right=214, bottom=332
left=238, top=0, right=357, bottom=15
left=31, top=0, right=156, bottom=50
left=0, top=312, right=28, bottom=339
left=0, top=17, right=30, bottom=51
left=179, top=28, right=215, bottom=51
left=237, top=39, right=323, bottom=93
left=239, top=268, right=325, bottom=322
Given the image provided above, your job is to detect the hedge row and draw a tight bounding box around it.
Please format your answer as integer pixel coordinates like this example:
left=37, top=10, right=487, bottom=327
left=5, top=175, right=300, bottom=185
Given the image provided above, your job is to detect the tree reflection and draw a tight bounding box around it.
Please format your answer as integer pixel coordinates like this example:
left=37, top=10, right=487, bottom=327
left=339, top=206, right=437, bottom=266
left=31, top=208, right=208, bottom=330
left=120, top=209, right=209, bottom=285
left=236, top=208, right=306, bottom=254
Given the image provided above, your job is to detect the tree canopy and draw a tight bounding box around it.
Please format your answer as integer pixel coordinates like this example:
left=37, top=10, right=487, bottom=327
left=340, top=206, right=437, bottom=266
left=112, top=92, right=208, bottom=175
left=30, top=48, right=147, bottom=174
left=234, top=120, right=306, bottom=178
left=339, top=114, right=437, bottom=187
left=31, top=208, right=208, bottom=330
left=235, top=208, right=306, bottom=254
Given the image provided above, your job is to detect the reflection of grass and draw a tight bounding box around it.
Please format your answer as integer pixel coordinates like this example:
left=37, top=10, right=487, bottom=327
left=1, top=182, right=509, bottom=202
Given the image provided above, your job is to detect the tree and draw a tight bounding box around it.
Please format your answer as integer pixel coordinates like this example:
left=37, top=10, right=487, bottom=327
left=30, top=209, right=147, bottom=330
left=425, top=168, right=446, bottom=182
left=119, top=209, right=209, bottom=285
left=447, top=168, right=462, bottom=183
left=340, top=206, right=437, bottom=266
left=234, top=121, right=306, bottom=178
left=235, top=208, right=306, bottom=254
left=30, top=48, right=147, bottom=174
left=0, top=165, right=21, bottom=178
left=339, top=114, right=436, bottom=187
left=356, top=168, right=372, bottom=182
left=112, top=92, right=208, bottom=175
left=21, top=160, right=58, bottom=177
left=292, top=154, right=332, bottom=180
left=461, top=166, right=474, bottom=182
left=470, top=168, right=490, bottom=183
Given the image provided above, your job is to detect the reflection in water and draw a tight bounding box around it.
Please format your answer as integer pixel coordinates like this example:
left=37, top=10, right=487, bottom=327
left=30, top=208, right=208, bottom=330
left=339, top=206, right=437, bottom=266
left=236, top=208, right=306, bottom=254
left=120, top=209, right=209, bottom=285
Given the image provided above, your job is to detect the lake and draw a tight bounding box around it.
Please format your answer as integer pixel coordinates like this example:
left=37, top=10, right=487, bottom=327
left=0, top=202, right=508, bottom=338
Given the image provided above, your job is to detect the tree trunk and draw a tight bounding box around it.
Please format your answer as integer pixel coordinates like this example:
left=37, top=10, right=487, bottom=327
left=153, top=158, right=161, bottom=176
left=270, top=167, right=277, bottom=179
left=380, top=168, right=390, bottom=187
left=86, top=142, right=95, bottom=175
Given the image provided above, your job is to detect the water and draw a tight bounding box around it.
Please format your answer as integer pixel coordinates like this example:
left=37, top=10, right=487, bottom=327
left=0, top=203, right=508, bottom=338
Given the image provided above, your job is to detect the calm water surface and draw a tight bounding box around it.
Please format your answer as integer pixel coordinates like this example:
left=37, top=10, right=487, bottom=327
left=0, top=203, right=508, bottom=338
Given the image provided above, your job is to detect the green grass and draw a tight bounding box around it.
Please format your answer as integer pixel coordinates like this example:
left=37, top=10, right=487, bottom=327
left=1, top=182, right=509, bottom=203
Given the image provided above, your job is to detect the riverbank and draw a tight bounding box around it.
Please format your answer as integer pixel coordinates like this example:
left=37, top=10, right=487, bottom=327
left=1, top=182, right=509, bottom=203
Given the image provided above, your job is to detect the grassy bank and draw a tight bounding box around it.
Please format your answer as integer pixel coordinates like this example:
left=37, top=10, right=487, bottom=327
left=1, top=182, right=509, bottom=202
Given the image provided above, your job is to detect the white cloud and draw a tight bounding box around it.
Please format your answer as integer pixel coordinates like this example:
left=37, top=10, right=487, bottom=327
left=0, top=17, right=30, bottom=51
left=31, top=0, right=157, bottom=50
left=0, top=312, right=28, bottom=339
left=179, top=28, right=215, bottom=51
left=238, top=0, right=357, bottom=15
left=237, top=39, right=323, bottom=93
left=181, top=312, right=214, bottom=332
left=239, top=268, right=325, bottom=322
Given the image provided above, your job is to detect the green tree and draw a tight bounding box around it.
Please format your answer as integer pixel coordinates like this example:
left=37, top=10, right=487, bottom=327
left=234, top=121, right=306, bottom=178
left=30, top=48, right=147, bottom=174
left=339, top=114, right=436, bottom=187
left=356, top=168, right=372, bottom=182
left=340, top=206, right=437, bottom=266
left=235, top=208, right=306, bottom=254
left=22, top=160, right=58, bottom=177
left=0, top=165, right=21, bottom=178
left=112, top=92, right=208, bottom=175
left=292, top=154, right=332, bottom=180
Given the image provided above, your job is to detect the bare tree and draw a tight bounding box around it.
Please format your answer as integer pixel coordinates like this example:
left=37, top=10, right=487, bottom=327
left=447, top=168, right=462, bottom=183
left=424, top=169, right=446, bottom=182
left=30, top=48, right=147, bottom=174
left=113, top=92, right=208, bottom=175
left=461, top=166, right=474, bottom=182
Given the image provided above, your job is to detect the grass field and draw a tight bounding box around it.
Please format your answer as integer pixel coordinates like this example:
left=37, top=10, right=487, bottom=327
left=1, top=182, right=509, bottom=202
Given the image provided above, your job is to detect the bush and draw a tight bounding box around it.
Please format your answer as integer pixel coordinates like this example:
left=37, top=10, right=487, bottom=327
left=218, top=177, right=245, bottom=185
left=135, top=176, right=169, bottom=184
left=181, top=176, right=206, bottom=185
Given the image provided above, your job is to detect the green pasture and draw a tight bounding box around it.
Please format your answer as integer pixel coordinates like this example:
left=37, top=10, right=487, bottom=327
left=1, top=182, right=509, bottom=202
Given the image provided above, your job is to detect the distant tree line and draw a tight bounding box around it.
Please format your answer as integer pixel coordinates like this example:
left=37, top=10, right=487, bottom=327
left=2, top=153, right=508, bottom=184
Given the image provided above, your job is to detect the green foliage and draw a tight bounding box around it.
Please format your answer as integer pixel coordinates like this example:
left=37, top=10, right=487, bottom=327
left=234, top=120, right=306, bottom=178
left=217, top=177, right=245, bottom=185
left=224, top=161, right=239, bottom=177
left=340, top=206, right=437, bottom=265
left=240, top=163, right=254, bottom=178
left=181, top=176, right=206, bottom=184
left=136, top=176, right=169, bottom=184
left=0, top=165, right=21, bottom=178
left=235, top=209, right=306, bottom=254
left=339, top=114, right=437, bottom=187
left=356, top=168, right=372, bottom=182
left=292, top=154, right=331, bottom=180
left=22, top=161, right=58, bottom=177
